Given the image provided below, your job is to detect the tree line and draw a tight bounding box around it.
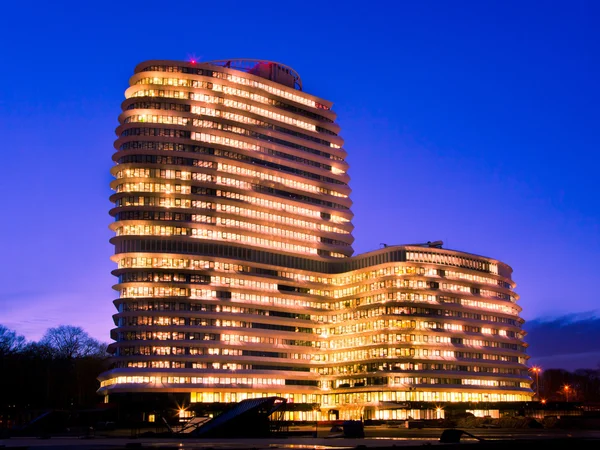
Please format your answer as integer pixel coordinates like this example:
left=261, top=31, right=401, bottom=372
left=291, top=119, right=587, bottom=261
left=538, top=368, right=600, bottom=403
left=0, top=324, right=110, bottom=418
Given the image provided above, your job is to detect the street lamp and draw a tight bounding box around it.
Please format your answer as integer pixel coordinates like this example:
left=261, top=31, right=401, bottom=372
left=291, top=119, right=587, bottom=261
left=435, top=406, right=444, bottom=420
left=563, top=384, right=570, bottom=402
left=530, top=366, right=542, bottom=401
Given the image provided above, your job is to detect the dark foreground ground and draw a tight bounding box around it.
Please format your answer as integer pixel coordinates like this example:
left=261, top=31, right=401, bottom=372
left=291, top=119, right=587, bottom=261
left=2, top=426, right=600, bottom=449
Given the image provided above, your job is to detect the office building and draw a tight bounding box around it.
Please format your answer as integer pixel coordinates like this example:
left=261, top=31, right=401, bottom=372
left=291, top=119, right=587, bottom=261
left=99, top=59, right=532, bottom=420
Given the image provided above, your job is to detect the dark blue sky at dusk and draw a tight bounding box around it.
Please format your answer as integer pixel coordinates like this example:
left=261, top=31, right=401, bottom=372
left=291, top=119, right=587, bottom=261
left=0, top=1, right=598, bottom=369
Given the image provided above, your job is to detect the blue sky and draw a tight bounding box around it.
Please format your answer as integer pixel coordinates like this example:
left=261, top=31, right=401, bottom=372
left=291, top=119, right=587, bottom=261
left=0, top=1, right=598, bottom=369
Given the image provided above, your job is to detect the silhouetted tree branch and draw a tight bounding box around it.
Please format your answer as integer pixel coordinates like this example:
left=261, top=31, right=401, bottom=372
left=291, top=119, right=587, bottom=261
left=39, top=325, right=107, bottom=359
left=0, top=325, right=26, bottom=356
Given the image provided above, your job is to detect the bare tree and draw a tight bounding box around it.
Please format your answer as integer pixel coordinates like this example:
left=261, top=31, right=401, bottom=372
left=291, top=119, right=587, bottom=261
left=39, top=325, right=107, bottom=359
left=0, top=324, right=26, bottom=356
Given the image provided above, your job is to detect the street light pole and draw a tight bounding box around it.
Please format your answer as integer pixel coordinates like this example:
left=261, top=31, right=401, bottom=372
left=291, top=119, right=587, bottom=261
left=530, top=366, right=541, bottom=401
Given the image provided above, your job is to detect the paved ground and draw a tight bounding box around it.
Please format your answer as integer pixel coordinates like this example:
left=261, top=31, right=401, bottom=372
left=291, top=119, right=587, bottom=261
left=2, top=427, right=600, bottom=449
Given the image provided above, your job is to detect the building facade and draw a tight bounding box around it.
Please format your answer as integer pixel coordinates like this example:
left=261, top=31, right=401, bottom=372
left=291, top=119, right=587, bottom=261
left=99, top=59, right=532, bottom=421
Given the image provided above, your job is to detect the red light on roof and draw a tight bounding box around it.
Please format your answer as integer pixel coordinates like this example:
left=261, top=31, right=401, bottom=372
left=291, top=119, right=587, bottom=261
left=190, top=59, right=197, bottom=64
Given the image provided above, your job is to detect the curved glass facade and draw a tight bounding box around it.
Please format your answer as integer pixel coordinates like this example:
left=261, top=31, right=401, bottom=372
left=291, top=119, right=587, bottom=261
left=99, top=60, right=532, bottom=420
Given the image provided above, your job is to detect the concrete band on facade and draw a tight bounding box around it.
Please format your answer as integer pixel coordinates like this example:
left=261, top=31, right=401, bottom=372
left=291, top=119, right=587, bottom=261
left=99, top=59, right=532, bottom=421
